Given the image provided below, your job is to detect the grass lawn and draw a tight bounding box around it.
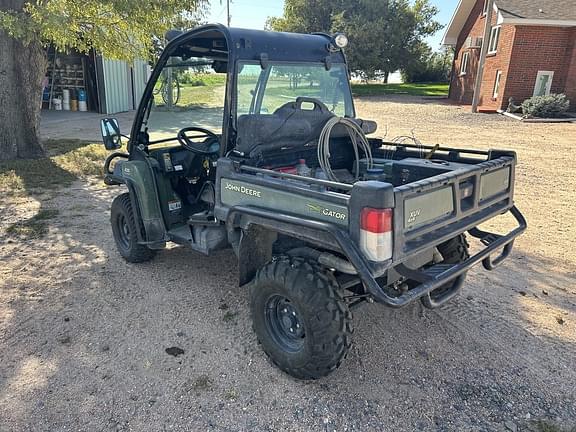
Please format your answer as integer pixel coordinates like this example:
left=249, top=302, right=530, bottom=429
left=0, top=139, right=109, bottom=239
left=0, top=139, right=109, bottom=197
left=351, top=82, right=449, bottom=97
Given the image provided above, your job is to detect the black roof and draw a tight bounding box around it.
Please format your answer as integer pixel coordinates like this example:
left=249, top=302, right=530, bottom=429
left=167, top=24, right=347, bottom=64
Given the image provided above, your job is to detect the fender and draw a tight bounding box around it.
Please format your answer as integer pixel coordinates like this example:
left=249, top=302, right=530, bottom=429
left=111, top=160, right=167, bottom=244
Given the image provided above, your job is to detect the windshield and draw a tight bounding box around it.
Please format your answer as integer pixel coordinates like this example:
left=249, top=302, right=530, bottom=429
left=142, top=56, right=227, bottom=143
left=237, top=62, right=354, bottom=117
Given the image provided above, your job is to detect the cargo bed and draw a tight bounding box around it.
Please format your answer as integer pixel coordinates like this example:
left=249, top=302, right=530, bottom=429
left=216, top=141, right=526, bottom=308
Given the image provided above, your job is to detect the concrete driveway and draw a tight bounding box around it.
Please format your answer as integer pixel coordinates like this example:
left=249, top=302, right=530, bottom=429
left=40, top=110, right=136, bottom=142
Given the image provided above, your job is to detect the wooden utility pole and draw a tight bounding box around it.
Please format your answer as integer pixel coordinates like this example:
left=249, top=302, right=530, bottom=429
left=219, top=0, right=231, bottom=26
left=227, top=0, right=231, bottom=27
left=471, top=0, right=495, bottom=113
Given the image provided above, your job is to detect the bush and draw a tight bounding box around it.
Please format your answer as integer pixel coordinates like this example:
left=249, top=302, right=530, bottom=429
left=521, top=93, right=570, bottom=118
left=179, top=72, right=226, bottom=87
left=401, top=46, right=453, bottom=84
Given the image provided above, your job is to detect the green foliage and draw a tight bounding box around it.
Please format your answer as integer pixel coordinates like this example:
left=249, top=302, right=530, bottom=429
left=351, top=83, right=449, bottom=97
left=0, top=0, right=207, bottom=61
left=268, top=0, right=442, bottom=78
left=521, top=94, right=570, bottom=118
left=179, top=73, right=226, bottom=87
left=266, top=0, right=334, bottom=33
left=401, top=45, right=453, bottom=83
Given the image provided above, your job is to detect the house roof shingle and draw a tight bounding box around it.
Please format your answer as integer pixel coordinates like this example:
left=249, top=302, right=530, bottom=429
left=497, top=0, right=576, bottom=21
left=443, top=0, right=576, bottom=45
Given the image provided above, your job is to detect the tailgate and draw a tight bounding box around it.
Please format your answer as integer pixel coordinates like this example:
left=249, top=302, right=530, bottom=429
left=392, top=155, right=516, bottom=261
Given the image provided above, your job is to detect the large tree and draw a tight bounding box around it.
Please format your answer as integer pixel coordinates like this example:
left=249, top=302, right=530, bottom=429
left=0, top=0, right=205, bottom=160
left=268, top=0, right=442, bottom=80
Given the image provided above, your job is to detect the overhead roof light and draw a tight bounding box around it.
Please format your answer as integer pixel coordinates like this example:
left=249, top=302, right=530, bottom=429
left=334, top=33, right=348, bottom=49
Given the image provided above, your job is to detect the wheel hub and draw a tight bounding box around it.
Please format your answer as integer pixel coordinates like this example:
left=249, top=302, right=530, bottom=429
left=116, top=214, right=130, bottom=250
left=264, top=295, right=305, bottom=352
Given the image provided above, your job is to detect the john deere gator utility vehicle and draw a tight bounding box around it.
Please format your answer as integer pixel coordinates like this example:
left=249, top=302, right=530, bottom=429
left=100, top=24, right=526, bottom=379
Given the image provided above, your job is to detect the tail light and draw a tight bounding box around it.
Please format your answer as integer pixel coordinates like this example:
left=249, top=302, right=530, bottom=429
left=360, top=208, right=393, bottom=261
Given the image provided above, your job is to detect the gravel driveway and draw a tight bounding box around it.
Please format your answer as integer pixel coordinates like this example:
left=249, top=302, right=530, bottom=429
left=1, top=96, right=575, bottom=431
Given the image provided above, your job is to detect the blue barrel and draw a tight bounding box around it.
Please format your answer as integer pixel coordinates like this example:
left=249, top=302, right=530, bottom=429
left=78, top=89, right=87, bottom=102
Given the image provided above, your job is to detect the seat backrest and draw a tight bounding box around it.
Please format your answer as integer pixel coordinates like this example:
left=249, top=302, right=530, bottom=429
left=235, top=97, right=335, bottom=156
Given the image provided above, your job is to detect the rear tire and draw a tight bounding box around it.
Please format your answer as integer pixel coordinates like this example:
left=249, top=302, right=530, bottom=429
left=110, top=193, right=156, bottom=263
left=430, top=234, right=470, bottom=297
left=250, top=256, right=353, bottom=380
left=438, top=234, right=470, bottom=265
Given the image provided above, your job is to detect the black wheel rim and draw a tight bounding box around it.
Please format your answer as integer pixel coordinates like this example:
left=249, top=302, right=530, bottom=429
left=116, top=213, right=131, bottom=250
left=264, top=295, right=305, bottom=353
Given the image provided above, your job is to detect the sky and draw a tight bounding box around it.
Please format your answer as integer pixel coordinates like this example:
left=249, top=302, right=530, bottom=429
left=206, top=0, right=461, bottom=50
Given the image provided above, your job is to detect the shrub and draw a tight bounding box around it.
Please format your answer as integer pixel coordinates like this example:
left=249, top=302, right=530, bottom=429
left=401, top=46, right=453, bottom=84
left=179, top=72, right=226, bottom=87
left=521, top=93, right=570, bottom=118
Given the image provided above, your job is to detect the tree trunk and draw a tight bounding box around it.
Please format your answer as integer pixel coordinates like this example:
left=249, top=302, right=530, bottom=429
left=0, top=26, right=47, bottom=160
left=383, top=71, right=389, bottom=84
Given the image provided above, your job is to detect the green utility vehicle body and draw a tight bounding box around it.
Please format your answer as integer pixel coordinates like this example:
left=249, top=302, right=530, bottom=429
left=101, top=24, right=526, bottom=379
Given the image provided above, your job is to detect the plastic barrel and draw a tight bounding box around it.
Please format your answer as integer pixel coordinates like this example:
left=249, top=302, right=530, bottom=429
left=53, top=98, right=62, bottom=110
left=78, top=101, right=88, bottom=112
left=62, top=89, right=70, bottom=103
left=78, top=89, right=86, bottom=102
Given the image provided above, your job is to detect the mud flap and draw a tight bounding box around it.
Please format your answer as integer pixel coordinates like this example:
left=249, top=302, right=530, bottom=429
left=238, top=225, right=277, bottom=286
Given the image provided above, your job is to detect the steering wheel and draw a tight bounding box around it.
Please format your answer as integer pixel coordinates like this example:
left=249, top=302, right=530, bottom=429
left=177, top=127, right=220, bottom=155
left=273, top=97, right=331, bottom=115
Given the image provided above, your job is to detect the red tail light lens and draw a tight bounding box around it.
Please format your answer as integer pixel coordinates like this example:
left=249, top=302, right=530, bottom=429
left=361, top=208, right=393, bottom=233
left=359, top=208, right=393, bottom=261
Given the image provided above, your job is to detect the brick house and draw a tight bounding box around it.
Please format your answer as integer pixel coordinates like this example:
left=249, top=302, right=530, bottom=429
left=443, top=0, right=576, bottom=111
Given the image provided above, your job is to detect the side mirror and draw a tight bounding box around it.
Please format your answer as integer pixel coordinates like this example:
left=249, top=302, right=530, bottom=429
left=100, top=118, right=122, bottom=150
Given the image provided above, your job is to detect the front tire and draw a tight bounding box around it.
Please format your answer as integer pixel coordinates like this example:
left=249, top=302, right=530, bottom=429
left=250, top=256, right=353, bottom=380
left=110, top=193, right=156, bottom=263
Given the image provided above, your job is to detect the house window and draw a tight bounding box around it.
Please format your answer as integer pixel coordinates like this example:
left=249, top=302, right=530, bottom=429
left=493, top=70, right=502, bottom=98
left=460, top=52, right=470, bottom=76
left=482, top=0, right=490, bottom=15
left=533, top=71, right=554, bottom=96
left=488, top=26, right=501, bottom=54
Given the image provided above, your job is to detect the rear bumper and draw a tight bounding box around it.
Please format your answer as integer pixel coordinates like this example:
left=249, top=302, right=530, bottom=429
left=391, top=206, right=527, bottom=308
left=227, top=205, right=526, bottom=309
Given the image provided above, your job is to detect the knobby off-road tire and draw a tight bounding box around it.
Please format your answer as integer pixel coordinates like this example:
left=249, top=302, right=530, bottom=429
left=438, top=234, right=470, bottom=265
left=110, top=193, right=156, bottom=263
left=430, top=234, right=470, bottom=297
left=250, top=256, right=353, bottom=380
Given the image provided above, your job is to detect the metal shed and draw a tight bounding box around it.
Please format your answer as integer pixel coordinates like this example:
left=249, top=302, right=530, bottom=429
left=97, top=57, right=150, bottom=114
left=43, top=47, right=151, bottom=115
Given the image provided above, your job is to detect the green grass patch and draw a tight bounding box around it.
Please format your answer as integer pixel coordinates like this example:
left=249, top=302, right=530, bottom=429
left=351, top=82, right=449, bottom=97
left=6, top=209, right=59, bottom=239
left=0, top=139, right=111, bottom=197
left=178, top=84, right=225, bottom=108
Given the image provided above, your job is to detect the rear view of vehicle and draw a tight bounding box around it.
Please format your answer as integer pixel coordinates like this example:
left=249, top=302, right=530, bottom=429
left=217, top=120, right=526, bottom=378
left=100, top=25, right=526, bottom=380
left=214, top=35, right=526, bottom=378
